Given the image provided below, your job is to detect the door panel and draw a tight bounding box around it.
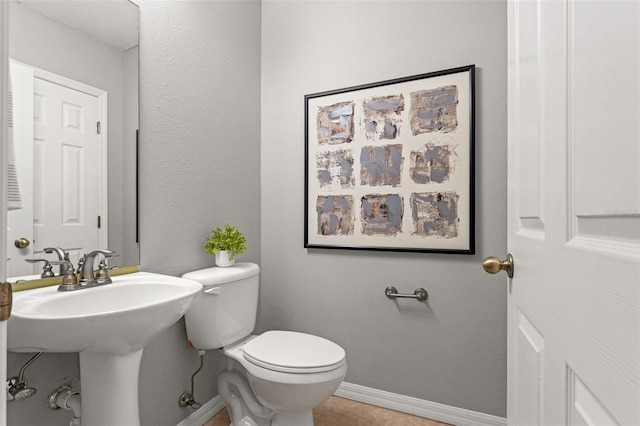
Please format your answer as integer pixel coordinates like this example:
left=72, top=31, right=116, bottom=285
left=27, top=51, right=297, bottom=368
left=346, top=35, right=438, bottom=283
left=570, top=2, right=639, bottom=220
left=515, top=0, right=545, bottom=236
left=568, top=0, right=640, bottom=255
left=568, top=369, right=619, bottom=426
left=515, top=310, right=545, bottom=426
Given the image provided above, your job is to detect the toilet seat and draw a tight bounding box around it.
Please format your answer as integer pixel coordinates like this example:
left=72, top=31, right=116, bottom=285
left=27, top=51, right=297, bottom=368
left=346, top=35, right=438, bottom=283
left=242, top=331, right=346, bottom=374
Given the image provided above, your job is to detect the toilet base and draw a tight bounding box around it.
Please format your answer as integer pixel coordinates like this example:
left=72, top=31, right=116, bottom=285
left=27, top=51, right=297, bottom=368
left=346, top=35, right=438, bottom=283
left=218, top=370, right=271, bottom=426
left=217, top=367, right=319, bottom=426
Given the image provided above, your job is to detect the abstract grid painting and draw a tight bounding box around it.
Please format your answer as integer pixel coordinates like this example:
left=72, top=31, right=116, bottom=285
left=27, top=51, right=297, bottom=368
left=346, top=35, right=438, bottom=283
left=305, top=65, right=475, bottom=254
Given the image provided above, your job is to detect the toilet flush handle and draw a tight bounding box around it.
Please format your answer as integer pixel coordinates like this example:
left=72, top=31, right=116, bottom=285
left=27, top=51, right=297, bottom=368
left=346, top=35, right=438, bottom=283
left=204, top=286, right=221, bottom=295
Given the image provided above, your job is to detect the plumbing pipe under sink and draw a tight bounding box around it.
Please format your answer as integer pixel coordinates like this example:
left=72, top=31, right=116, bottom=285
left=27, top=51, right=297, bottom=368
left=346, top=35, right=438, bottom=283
left=48, top=385, right=81, bottom=426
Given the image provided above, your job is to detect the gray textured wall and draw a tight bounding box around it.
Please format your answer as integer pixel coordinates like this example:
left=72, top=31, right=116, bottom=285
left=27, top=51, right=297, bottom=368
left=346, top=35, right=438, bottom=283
left=137, top=1, right=261, bottom=425
left=260, top=1, right=508, bottom=417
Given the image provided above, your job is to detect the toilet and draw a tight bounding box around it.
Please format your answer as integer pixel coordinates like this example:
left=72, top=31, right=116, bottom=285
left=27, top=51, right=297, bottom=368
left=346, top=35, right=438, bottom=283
left=183, top=263, right=347, bottom=426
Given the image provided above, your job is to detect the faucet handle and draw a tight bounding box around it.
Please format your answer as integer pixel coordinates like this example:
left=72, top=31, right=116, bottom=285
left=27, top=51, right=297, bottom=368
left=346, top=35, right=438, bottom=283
left=54, top=261, right=80, bottom=291
left=95, top=259, right=112, bottom=283
left=25, top=258, right=55, bottom=278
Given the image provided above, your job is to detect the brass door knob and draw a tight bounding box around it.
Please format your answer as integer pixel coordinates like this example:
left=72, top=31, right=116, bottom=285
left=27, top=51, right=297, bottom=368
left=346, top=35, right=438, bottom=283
left=482, top=253, right=514, bottom=278
left=14, top=238, right=30, bottom=249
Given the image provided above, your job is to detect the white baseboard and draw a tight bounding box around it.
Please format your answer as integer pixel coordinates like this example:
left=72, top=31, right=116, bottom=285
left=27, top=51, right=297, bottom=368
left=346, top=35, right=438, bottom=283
left=176, top=395, right=226, bottom=426
left=334, top=382, right=507, bottom=426
left=176, top=382, right=507, bottom=426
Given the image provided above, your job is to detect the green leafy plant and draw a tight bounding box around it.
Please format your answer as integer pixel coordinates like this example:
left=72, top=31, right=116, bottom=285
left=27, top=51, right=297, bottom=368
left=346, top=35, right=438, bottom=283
left=204, top=223, right=247, bottom=259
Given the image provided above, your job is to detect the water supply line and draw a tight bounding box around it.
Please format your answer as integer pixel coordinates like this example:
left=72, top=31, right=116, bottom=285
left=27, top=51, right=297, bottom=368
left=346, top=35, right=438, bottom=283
left=179, top=349, right=205, bottom=409
left=7, top=352, right=43, bottom=401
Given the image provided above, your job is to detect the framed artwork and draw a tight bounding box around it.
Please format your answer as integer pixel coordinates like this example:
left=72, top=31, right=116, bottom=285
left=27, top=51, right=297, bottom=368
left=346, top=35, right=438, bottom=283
left=304, top=65, right=475, bottom=254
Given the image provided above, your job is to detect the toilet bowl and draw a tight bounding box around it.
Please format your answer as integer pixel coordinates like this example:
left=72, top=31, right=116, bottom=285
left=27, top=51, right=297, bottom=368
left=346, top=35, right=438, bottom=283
left=182, top=263, right=347, bottom=426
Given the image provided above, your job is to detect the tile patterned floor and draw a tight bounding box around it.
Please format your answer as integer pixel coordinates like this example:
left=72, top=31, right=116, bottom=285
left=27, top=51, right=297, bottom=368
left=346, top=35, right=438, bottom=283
left=204, top=396, right=451, bottom=426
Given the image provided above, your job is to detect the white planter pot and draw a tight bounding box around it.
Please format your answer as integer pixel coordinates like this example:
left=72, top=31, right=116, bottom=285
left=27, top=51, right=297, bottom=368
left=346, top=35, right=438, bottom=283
left=215, top=250, right=235, bottom=267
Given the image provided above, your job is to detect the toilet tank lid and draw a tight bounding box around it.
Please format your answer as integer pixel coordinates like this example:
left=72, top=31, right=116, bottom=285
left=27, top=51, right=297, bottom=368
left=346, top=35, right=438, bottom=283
left=181, top=262, right=260, bottom=287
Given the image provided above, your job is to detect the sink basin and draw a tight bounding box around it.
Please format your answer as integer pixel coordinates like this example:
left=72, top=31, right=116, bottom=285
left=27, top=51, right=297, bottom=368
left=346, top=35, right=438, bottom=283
left=8, top=271, right=201, bottom=353
left=7, top=271, right=202, bottom=426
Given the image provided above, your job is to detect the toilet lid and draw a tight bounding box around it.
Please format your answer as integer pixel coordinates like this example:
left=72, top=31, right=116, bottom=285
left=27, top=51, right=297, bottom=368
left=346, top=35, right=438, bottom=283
left=243, top=331, right=346, bottom=374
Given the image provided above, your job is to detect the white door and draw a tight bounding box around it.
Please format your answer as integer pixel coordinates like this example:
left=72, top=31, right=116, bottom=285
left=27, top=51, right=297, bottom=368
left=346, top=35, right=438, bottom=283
left=504, top=1, right=639, bottom=425
left=6, top=61, right=33, bottom=277
left=32, top=78, right=100, bottom=267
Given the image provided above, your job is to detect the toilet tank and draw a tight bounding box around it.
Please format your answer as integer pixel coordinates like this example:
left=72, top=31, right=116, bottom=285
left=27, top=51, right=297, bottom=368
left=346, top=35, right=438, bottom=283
left=183, top=262, right=260, bottom=350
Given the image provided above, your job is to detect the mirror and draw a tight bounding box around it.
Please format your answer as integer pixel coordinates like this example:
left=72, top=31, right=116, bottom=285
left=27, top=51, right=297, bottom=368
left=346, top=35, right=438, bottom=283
left=7, top=0, right=139, bottom=280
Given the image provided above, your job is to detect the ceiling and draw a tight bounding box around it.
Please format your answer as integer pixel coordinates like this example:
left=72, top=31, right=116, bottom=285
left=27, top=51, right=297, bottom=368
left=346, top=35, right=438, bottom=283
left=15, top=0, right=138, bottom=52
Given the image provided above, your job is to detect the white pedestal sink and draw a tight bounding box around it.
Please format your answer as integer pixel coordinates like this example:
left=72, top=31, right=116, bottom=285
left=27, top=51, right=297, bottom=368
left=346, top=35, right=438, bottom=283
left=8, top=272, right=202, bottom=426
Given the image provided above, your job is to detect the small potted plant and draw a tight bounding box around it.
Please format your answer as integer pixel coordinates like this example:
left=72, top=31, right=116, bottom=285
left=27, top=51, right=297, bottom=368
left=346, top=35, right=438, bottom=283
left=204, top=223, right=247, bottom=267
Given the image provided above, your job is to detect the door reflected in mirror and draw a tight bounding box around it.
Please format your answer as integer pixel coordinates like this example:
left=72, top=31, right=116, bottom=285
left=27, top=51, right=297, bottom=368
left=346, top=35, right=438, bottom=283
left=7, top=0, right=140, bottom=279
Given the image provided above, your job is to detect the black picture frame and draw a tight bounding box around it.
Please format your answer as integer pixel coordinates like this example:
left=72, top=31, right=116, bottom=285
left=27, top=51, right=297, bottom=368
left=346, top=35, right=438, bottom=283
left=304, top=65, right=475, bottom=254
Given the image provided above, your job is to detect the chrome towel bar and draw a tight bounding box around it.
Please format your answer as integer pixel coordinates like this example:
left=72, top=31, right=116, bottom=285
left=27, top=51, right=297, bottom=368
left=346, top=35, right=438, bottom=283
left=385, top=286, right=428, bottom=301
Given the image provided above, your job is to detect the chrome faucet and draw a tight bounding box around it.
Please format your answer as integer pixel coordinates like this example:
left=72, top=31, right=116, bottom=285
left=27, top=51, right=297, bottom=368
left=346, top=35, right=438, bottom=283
left=44, top=247, right=70, bottom=275
left=80, top=249, right=117, bottom=286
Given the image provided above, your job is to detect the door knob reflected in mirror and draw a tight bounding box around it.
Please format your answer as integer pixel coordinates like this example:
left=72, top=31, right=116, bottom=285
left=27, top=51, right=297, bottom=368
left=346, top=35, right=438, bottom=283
left=14, top=238, right=30, bottom=249
left=482, top=253, right=514, bottom=278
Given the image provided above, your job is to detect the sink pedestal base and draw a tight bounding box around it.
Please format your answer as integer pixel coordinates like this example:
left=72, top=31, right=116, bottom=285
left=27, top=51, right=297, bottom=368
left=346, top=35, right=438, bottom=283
left=79, top=350, right=144, bottom=426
